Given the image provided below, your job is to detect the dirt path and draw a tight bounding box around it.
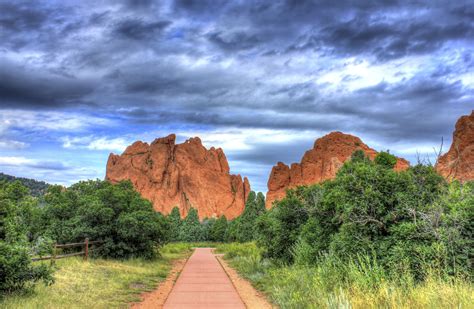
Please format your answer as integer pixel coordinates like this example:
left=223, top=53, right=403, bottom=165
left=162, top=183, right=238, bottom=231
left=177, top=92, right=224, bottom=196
left=163, top=248, right=245, bottom=308
left=132, top=248, right=273, bottom=309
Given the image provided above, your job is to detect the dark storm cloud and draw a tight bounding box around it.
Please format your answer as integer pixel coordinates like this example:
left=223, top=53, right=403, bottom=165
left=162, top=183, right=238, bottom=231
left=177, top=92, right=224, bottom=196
left=0, top=2, right=47, bottom=32
left=208, top=31, right=261, bottom=51
left=319, top=18, right=474, bottom=61
left=173, top=0, right=229, bottom=15
left=0, top=61, right=95, bottom=108
left=0, top=0, right=473, bottom=187
left=0, top=0, right=474, bottom=149
left=113, top=18, right=171, bottom=40
left=113, top=70, right=471, bottom=147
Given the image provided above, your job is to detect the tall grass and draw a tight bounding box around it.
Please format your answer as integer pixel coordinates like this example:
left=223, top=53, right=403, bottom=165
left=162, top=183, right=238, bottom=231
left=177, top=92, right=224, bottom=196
left=217, top=242, right=474, bottom=309
left=0, top=243, right=195, bottom=309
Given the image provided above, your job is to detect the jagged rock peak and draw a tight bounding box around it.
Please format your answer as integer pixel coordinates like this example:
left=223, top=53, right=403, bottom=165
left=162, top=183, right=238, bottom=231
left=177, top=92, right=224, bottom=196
left=265, top=131, right=410, bottom=208
left=436, top=111, right=474, bottom=182
left=106, top=134, right=250, bottom=219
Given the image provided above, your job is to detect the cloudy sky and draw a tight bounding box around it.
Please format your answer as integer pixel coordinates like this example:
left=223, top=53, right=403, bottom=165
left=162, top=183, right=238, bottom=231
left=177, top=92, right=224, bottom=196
left=0, top=0, right=473, bottom=193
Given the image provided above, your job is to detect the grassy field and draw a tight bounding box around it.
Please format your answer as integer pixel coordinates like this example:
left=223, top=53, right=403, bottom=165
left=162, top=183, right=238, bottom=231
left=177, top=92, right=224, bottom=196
left=216, top=242, right=474, bottom=309
left=0, top=242, right=214, bottom=309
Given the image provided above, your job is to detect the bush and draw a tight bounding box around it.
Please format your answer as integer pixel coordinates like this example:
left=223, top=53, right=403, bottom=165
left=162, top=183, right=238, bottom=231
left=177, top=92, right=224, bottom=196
left=256, top=193, right=308, bottom=262
left=258, top=151, right=471, bottom=280
left=41, top=180, right=169, bottom=259
left=374, top=151, right=397, bottom=169
left=0, top=181, right=53, bottom=292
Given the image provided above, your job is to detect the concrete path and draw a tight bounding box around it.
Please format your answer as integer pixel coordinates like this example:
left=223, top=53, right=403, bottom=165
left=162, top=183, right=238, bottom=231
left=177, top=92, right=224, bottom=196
left=163, top=248, right=245, bottom=309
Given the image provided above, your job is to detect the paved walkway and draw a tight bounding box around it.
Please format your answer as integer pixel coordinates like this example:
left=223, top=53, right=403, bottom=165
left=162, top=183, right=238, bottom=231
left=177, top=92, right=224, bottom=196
left=163, top=248, right=245, bottom=309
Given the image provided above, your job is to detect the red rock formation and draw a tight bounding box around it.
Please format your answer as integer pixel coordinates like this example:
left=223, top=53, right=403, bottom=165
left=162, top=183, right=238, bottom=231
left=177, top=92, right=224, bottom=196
left=106, top=134, right=250, bottom=219
left=266, top=131, right=410, bottom=208
left=436, top=111, right=474, bottom=182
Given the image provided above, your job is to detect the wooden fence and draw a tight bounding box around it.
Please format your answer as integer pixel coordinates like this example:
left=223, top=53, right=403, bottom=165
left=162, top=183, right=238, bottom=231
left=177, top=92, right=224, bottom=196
left=31, top=238, right=102, bottom=264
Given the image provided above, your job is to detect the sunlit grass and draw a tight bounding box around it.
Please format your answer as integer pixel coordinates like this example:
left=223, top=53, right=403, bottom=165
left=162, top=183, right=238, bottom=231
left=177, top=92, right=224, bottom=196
left=0, top=243, right=196, bottom=309
left=217, top=242, right=474, bottom=309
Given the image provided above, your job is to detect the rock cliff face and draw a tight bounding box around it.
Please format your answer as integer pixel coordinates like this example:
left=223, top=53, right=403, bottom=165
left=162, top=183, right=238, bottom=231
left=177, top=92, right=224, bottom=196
left=436, top=111, right=474, bottom=182
left=106, top=134, right=250, bottom=219
left=266, top=131, right=410, bottom=208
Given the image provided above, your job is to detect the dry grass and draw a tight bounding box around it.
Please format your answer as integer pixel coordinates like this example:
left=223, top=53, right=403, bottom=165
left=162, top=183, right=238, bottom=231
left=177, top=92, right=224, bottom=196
left=0, top=243, right=195, bottom=309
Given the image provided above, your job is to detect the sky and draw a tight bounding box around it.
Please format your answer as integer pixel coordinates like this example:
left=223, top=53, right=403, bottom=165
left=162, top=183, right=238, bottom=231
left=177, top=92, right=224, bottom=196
left=0, top=0, right=473, bottom=193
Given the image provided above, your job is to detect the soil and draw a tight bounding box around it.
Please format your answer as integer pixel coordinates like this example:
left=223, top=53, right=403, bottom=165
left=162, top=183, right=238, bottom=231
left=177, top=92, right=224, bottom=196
left=130, top=257, right=188, bottom=309
left=215, top=254, right=275, bottom=309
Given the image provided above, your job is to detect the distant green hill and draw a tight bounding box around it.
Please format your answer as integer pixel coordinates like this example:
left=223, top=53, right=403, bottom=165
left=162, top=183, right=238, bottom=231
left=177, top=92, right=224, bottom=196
left=0, top=172, right=50, bottom=197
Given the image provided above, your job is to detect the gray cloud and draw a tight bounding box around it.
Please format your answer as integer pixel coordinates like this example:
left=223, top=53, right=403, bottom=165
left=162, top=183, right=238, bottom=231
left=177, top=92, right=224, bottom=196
left=0, top=60, right=95, bottom=108
left=0, top=0, right=473, bottom=189
left=112, top=18, right=171, bottom=40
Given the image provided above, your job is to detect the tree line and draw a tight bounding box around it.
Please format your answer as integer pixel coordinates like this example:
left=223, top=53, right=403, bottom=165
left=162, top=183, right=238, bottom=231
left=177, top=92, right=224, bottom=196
left=1, top=150, right=472, bottom=293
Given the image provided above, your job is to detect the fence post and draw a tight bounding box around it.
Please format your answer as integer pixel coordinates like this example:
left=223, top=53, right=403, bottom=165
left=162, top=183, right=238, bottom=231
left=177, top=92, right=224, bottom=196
left=51, top=243, right=57, bottom=266
left=84, top=238, right=89, bottom=261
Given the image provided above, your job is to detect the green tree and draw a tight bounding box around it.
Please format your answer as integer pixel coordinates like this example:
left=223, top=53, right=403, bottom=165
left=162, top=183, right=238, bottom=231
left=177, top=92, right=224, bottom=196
left=0, top=181, right=52, bottom=292
left=234, top=191, right=266, bottom=242
left=178, top=208, right=205, bottom=241
left=167, top=207, right=182, bottom=241
left=256, top=193, right=308, bottom=262
left=41, top=180, right=169, bottom=259
left=210, top=215, right=228, bottom=241
left=225, top=218, right=240, bottom=242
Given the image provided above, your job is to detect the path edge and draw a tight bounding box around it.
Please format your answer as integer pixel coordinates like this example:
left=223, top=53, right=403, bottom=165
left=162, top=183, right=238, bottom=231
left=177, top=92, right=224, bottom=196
left=130, top=250, right=192, bottom=309
left=214, top=251, right=274, bottom=309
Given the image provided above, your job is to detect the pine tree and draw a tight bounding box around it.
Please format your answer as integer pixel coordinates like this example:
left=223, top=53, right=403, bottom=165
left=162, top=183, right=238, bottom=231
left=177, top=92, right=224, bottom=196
left=235, top=191, right=266, bottom=242
left=178, top=208, right=205, bottom=241
left=168, top=207, right=182, bottom=241
left=210, top=215, right=228, bottom=241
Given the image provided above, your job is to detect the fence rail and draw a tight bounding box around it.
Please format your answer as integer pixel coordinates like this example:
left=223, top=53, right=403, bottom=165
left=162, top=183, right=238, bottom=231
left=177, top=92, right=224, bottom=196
left=31, top=238, right=102, bottom=263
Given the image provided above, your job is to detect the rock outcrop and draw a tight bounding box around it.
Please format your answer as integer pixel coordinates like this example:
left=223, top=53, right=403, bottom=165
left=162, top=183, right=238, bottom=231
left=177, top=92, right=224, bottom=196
left=266, top=131, right=410, bottom=208
left=436, top=111, right=474, bottom=182
left=106, top=134, right=250, bottom=219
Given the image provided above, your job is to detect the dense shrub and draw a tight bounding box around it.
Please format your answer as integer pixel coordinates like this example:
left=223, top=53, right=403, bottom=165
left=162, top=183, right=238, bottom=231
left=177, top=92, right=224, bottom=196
left=374, top=151, right=397, bottom=168
left=41, top=180, right=169, bottom=259
left=257, top=151, right=472, bottom=279
left=0, top=181, right=52, bottom=292
left=256, top=194, right=308, bottom=262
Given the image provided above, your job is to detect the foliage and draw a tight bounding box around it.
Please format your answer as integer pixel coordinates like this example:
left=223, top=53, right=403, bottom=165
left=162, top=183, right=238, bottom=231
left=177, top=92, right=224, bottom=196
left=209, top=215, right=228, bottom=242
left=166, top=191, right=266, bottom=243
left=374, top=151, right=398, bottom=169
left=178, top=208, right=206, bottom=242
left=0, top=181, right=53, bottom=293
left=237, top=192, right=266, bottom=242
left=40, top=180, right=169, bottom=259
left=167, top=207, right=182, bottom=242
left=0, top=173, right=50, bottom=197
left=256, top=193, right=308, bottom=263
left=218, top=242, right=474, bottom=309
left=256, top=151, right=472, bottom=280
